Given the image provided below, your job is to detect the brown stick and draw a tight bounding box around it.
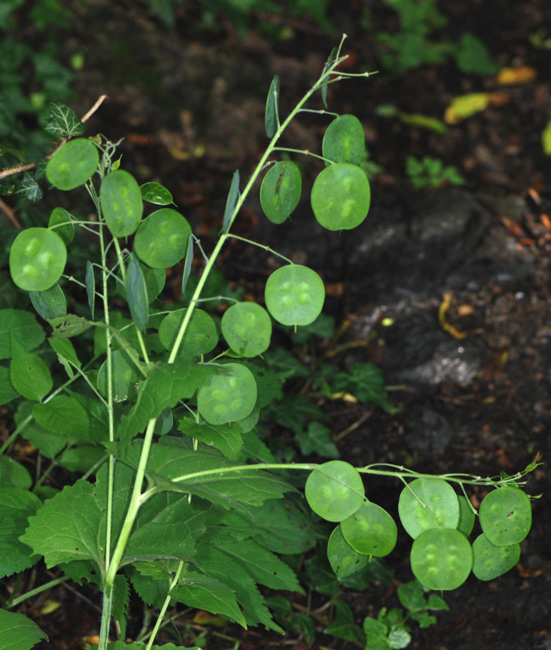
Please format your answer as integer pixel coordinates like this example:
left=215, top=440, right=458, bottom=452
left=0, top=94, right=108, bottom=182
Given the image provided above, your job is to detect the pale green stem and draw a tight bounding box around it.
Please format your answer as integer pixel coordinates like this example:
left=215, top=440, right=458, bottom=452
left=159, top=462, right=529, bottom=489
left=8, top=577, right=68, bottom=608
left=98, top=417, right=157, bottom=650
left=112, top=238, right=150, bottom=364
left=168, top=52, right=345, bottom=363
left=144, top=561, right=185, bottom=650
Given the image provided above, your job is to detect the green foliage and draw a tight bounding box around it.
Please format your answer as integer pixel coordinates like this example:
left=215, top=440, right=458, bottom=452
left=377, top=0, right=498, bottom=76
left=406, top=155, right=465, bottom=188
left=0, top=38, right=536, bottom=650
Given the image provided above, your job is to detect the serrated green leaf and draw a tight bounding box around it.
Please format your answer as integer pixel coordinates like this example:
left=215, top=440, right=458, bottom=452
left=172, top=567, right=247, bottom=627
left=0, top=488, right=42, bottom=578
left=0, top=366, right=18, bottom=405
left=32, top=395, right=90, bottom=439
left=215, top=538, right=303, bottom=593
left=324, top=600, right=364, bottom=642
left=118, top=363, right=212, bottom=444
left=123, top=492, right=206, bottom=565
left=228, top=498, right=317, bottom=554
left=9, top=334, right=52, bottom=401
left=48, top=314, right=94, bottom=338
left=48, top=337, right=81, bottom=369
left=0, top=610, right=47, bottom=650
left=296, top=421, right=339, bottom=458
left=45, top=102, right=84, bottom=137
left=0, top=309, right=45, bottom=360
left=0, top=456, right=32, bottom=489
left=112, top=574, right=130, bottom=641
left=178, top=417, right=243, bottom=460
left=13, top=173, right=43, bottom=203
left=119, top=437, right=294, bottom=509
left=86, top=642, right=200, bottom=650
left=15, top=401, right=67, bottom=459
left=20, top=463, right=134, bottom=572
left=222, top=169, right=240, bottom=233
left=193, top=544, right=282, bottom=631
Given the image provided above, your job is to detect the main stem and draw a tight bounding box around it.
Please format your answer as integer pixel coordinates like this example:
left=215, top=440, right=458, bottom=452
left=97, top=44, right=350, bottom=647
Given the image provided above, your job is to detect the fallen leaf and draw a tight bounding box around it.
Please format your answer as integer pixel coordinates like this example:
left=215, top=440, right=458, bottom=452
left=445, top=92, right=509, bottom=124
left=496, top=66, right=537, bottom=85
left=542, top=121, right=551, bottom=155
left=438, top=293, right=467, bottom=339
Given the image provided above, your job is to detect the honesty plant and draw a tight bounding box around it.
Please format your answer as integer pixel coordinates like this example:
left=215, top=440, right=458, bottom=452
left=0, top=37, right=536, bottom=650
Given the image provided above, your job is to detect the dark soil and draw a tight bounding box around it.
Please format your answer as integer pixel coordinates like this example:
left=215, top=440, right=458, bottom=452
left=6, top=0, right=551, bottom=648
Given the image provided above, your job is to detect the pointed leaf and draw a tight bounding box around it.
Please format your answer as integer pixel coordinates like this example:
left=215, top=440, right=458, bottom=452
left=45, top=102, right=84, bottom=137
left=48, top=314, right=94, bottom=338
left=321, top=47, right=337, bottom=109
left=29, top=283, right=67, bottom=320
left=193, top=544, right=282, bottom=631
left=127, top=254, right=149, bottom=332
left=172, top=568, right=247, bottom=627
left=86, top=260, right=95, bottom=319
left=140, top=181, right=174, bottom=205
left=0, top=488, right=42, bottom=579
left=222, top=169, right=240, bottom=233
left=21, top=464, right=134, bottom=571
left=10, top=334, right=52, bottom=401
left=215, top=538, right=303, bottom=593
left=118, top=363, right=212, bottom=443
left=0, top=610, right=47, bottom=650
left=265, top=74, right=280, bottom=138
left=32, top=395, right=90, bottom=439
left=178, top=417, right=243, bottom=460
left=0, top=456, right=32, bottom=489
left=48, top=206, right=74, bottom=244
left=0, top=367, right=18, bottom=405
left=181, top=235, right=194, bottom=295
left=0, top=309, right=44, bottom=360
left=13, top=173, right=43, bottom=203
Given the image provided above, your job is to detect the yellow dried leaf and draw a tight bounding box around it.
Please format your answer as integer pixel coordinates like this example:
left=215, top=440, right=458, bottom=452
left=438, top=293, right=467, bottom=339
left=496, top=66, right=537, bottom=85
left=444, top=93, right=508, bottom=124
left=542, top=121, right=551, bottom=156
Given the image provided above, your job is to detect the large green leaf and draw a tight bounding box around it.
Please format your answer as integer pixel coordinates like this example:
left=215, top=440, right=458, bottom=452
left=87, top=642, right=199, bottom=650
left=0, top=309, right=44, bottom=360
left=178, top=417, right=243, bottom=461
left=172, top=567, right=247, bottom=627
left=119, top=437, right=293, bottom=509
left=122, top=493, right=206, bottom=566
left=118, top=363, right=213, bottom=443
left=9, top=335, right=52, bottom=401
left=214, top=537, right=303, bottom=593
left=192, top=544, right=282, bottom=631
left=0, top=488, right=42, bottom=578
left=0, top=367, right=18, bottom=405
left=32, top=395, right=90, bottom=439
left=45, top=138, right=98, bottom=190
left=0, top=610, right=47, bottom=650
left=20, top=464, right=134, bottom=573
left=9, top=227, right=67, bottom=292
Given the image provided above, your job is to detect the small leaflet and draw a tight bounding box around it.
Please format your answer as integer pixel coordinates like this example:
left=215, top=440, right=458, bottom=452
left=181, top=236, right=194, bottom=296
left=222, top=169, right=240, bottom=233
left=264, top=74, right=280, bottom=138
left=322, top=47, right=337, bottom=109
left=85, top=260, right=95, bottom=320
left=44, top=102, right=84, bottom=138
left=126, top=255, right=149, bottom=332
